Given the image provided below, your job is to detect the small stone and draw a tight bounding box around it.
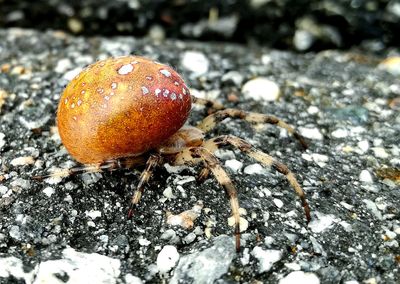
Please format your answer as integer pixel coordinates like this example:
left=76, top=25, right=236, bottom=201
left=221, top=71, right=244, bottom=86
left=357, top=140, right=369, bottom=153
left=183, top=233, right=196, bottom=244
left=299, top=127, right=323, bottom=140
left=242, top=77, right=280, bottom=101
left=363, top=199, right=383, bottom=220
left=85, top=210, right=102, bottom=220
left=55, top=58, right=73, bottom=73
left=311, top=153, right=329, bottom=167
left=10, top=156, right=35, bottom=167
left=273, top=198, right=284, bottom=208
left=138, top=238, right=151, bottom=246
left=359, top=170, right=373, bottom=183
left=331, top=128, right=348, bottom=138
left=181, top=51, right=209, bottom=76
left=308, top=212, right=337, bottom=233
left=156, top=245, right=180, bottom=275
left=163, top=186, right=175, bottom=199
left=225, top=159, right=243, bottom=173
left=251, top=247, right=282, bottom=273
left=63, top=67, right=83, bottom=81
left=279, top=271, right=320, bottom=284
left=371, top=147, right=389, bottom=159
left=9, top=226, right=21, bottom=240
left=243, top=163, right=264, bottom=175
left=307, top=106, right=320, bottom=115
left=42, top=187, right=55, bottom=197
left=170, top=236, right=235, bottom=284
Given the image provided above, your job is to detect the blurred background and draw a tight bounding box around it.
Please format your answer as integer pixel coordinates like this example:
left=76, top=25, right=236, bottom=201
left=1, top=0, right=399, bottom=53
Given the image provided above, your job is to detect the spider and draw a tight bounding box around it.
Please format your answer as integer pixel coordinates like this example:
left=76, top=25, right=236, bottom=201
left=34, top=55, right=310, bottom=252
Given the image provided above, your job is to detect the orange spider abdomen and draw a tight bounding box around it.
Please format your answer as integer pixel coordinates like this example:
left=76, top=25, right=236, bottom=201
left=57, top=56, right=192, bottom=164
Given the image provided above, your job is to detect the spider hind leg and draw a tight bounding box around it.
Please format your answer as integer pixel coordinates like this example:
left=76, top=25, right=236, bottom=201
left=204, top=135, right=311, bottom=223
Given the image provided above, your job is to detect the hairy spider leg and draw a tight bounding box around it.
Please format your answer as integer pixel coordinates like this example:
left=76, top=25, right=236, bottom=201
left=127, top=154, right=163, bottom=218
left=197, top=108, right=308, bottom=149
left=172, top=146, right=242, bottom=252
left=204, top=135, right=311, bottom=222
left=32, top=156, right=147, bottom=181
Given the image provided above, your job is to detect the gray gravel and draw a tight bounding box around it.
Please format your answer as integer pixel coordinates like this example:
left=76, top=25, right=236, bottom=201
left=0, top=28, right=399, bottom=283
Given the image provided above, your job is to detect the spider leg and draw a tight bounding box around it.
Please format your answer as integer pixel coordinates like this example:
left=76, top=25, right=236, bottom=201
left=191, top=95, right=224, bottom=111
left=32, top=156, right=147, bottom=181
left=204, top=135, right=311, bottom=223
left=127, top=154, right=163, bottom=219
left=196, top=167, right=211, bottom=184
left=197, top=108, right=308, bottom=149
left=172, top=147, right=242, bottom=252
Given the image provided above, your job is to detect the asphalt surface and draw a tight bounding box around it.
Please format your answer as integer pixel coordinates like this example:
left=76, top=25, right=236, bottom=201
left=0, top=28, right=399, bottom=283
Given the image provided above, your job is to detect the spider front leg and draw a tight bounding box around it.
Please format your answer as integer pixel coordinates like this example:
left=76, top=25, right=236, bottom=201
left=204, top=135, right=311, bottom=223
left=127, top=154, right=163, bottom=218
left=32, top=156, right=147, bottom=181
left=197, top=108, right=308, bottom=149
left=172, top=147, right=242, bottom=252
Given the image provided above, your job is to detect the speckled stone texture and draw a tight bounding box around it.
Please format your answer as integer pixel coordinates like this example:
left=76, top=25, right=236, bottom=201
left=0, top=28, right=399, bottom=283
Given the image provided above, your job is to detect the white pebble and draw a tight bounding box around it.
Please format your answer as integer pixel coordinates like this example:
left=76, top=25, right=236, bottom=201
left=42, top=187, right=55, bottom=197
left=363, top=199, right=383, bottom=220
left=10, top=156, right=35, bottom=166
left=85, top=210, right=102, bottom=220
left=251, top=247, right=282, bottom=273
left=308, top=212, right=337, bottom=233
left=273, top=198, right=284, bottom=208
left=311, top=153, right=329, bottom=167
left=357, top=140, right=369, bottom=153
left=156, top=245, right=180, bottom=275
left=138, top=238, right=151, bottom=246
left=63, top=67, right=83, bottom=81
left=279, top=271, right=320, bottom=284
left=307, top=106, right=320, bottom=115
left=221, top=71, right=244, bottom=86
left=331, top=128, right=348, bottom=138
left=181, top=51, right=209, bottom=76
left=284, top=262, right=301, bottom=271
left=225, top=159, right=243, bottom=173
left=243, top=163, right=264, bottom=175
left=0, top=185, right=8, bottom=195
left=242, top=77, right=280, bottom=101
left=299, top=127, right=323, bottom=140
left=55, top=58, right=72, bottom=73
left=359, top=170, right=373, bottom=183
left=372, top=147, right=389, bottom=159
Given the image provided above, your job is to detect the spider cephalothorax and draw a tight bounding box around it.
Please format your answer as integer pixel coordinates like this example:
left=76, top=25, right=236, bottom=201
left=34, top=55, right=310, bottom=251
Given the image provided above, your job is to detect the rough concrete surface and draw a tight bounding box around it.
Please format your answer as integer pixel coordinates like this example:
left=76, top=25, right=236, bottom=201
left=0, top=28, right=399, bottom=283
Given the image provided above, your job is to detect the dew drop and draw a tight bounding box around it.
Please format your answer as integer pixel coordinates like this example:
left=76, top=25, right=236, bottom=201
left=64, top=98, right=68, bottom=105
left=111, top=82, right=118, bottom=89
left=97, top=87, right=104, bottom=94
left=155, top=88, right=161, bottom=97
left=77, top=99, right=82, bottom=106
left=146, top=76, right=153, bottom=81
left=104, top=96, right=110, bottom=100
left=163, top=89, right=170, bottom=97
left=81, top=90, right=86, bottom=95
left=174, top=81, right=179, bottom=86
left=71, top=103, right=75, bottom=109
left=170, top=93, right=177, bottom=100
